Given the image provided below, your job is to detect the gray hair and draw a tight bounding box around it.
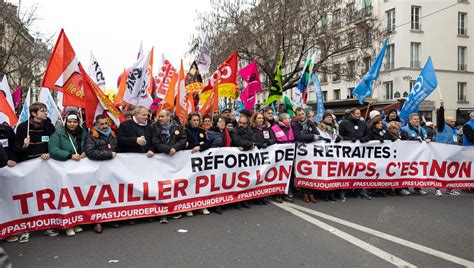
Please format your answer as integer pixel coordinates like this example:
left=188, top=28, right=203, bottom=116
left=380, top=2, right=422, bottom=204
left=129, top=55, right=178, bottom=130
left=279, top=112, right=290, bottom=122
left=132, top=106, right=149, bottom=116
left=408, top=113, right=419, bottom=120
left=470, top=111, right=474, bottom=118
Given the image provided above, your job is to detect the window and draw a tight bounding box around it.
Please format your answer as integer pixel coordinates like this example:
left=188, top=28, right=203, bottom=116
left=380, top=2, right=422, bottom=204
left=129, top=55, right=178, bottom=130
left=385, top=44, right=395, bottom=70
left=403, top=92, right=409, bottom=98
left=334, top=89, right=341, bottom=100
left=347, top=60, right=355, bottom=79
left=411, top=6, right=421, bottom=31
left=333, top=9, right=341, bottom=27
left=458, top=12, right=467, bottom=35
left=347, top=32, right=355, bottom=46
left=458, top=82, right=467, bottom=101
left=458, top=46, right=467, bottom=71
left=332, top=64, right=341, bottom=81
left=410, top=42, right=421, bottom=68
left=334, top=36, right=341, bottom=50
left=409, top=80, right=416, bottom=92
left=322, top=91, right=327, bottom=101
left=347, top=87, right=355, bottom=99
left=320, top=66, right=328, bottom=83
left=384, top=81, right=393, bottom=100
left=386, top=9, right=396, bottom=33
left=363, top=56, right=371, bottom=73
left=394, top=91, right=401, bottom=98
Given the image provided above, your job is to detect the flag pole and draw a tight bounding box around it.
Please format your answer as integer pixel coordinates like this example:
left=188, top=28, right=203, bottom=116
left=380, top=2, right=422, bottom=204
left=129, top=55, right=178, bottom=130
left=26, top=88, right=30, bottom=137
left=364, top=81, right=378, bottom=119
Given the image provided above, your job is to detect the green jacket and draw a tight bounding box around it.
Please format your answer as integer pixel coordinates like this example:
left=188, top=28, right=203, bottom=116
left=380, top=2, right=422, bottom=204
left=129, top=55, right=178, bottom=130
left=48, top=127, right=88, bottom=161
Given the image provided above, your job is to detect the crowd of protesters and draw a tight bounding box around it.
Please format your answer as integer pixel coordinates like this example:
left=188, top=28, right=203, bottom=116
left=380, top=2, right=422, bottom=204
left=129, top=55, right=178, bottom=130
left=1, top=100, right=474, bottom=244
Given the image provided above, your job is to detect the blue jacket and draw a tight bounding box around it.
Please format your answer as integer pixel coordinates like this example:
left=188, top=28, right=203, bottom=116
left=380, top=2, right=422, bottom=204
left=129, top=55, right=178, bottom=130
left=462, top=119, right=474, bottom=146
left=401, top=124, right=427, bottom=141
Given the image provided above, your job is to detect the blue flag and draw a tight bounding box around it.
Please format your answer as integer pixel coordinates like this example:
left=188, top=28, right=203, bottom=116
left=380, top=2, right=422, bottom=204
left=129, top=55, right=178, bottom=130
left=399, top=57, right=438, bottom=123
left=311, top=73, right=325, bottom=123
left=353, top=39, right=388, bottom=105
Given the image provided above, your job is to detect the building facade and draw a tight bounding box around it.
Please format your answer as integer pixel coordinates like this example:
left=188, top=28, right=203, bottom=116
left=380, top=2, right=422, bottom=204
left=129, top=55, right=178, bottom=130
left=275, top=0, right=473, bottom=125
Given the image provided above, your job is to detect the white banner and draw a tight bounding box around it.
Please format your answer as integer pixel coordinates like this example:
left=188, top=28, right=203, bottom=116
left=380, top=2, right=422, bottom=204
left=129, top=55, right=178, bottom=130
left=295, top=141, right=474, bottom=190
left=0, top=145, right=294, bottom=238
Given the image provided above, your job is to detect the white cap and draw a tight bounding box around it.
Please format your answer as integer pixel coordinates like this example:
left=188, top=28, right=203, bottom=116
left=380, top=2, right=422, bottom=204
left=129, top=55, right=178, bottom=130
left=369, top=110, right=381, bottom=119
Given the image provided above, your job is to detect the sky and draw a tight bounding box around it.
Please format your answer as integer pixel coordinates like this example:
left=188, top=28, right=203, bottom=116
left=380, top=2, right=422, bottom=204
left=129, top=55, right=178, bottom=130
left=12, top=0, right=210, bottom=88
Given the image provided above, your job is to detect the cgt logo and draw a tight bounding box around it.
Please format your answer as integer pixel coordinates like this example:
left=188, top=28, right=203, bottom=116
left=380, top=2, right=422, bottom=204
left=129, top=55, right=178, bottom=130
left=210, top=65, right=232, bottom=85
left=410, top=75, right=424, bottom=95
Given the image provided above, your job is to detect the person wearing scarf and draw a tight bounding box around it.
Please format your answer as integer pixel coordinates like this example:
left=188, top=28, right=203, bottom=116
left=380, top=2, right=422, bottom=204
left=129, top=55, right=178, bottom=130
left=400, top=113, right=430, bottom=196
left=207, top=116, right=232, bottom=148
left=184, top=113, right=212, bottom=216
left=202, top=115, right=213, bottom=131
left=150, top=110, right=187, bottom=223
left=316, top=111, right=343, bottom=202
left=293, top=107, right=329, bottom=203
left=249, top=111, right=276, bottom=205
left=84, top=114, right=118, bottom=234
left=15, top=102, right=55, bottom=162
left=49, top=112, right=87, bottom=161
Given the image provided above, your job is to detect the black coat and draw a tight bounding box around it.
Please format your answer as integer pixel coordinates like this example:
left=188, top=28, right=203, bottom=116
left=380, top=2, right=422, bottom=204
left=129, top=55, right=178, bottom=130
left=368, top=128, right=385, bottom=142
left=250, top=126, right=276, bottom=148
left=339, top=118, right=369, bottom=141
left=151, top=122, right=187, bottom=154
left=0, top=144, right=7, bottom=168
left=117, top=119, right=153, bottom=153
left=292, top=120, right=320, bottom=143
left=0, top=124, right=18, bottom=162
left=84, top=128, right=117, bottom=161
left=15, top=120, right=56, bottom=162
left=185, top=126, right=211, bottom=151
left=231, top=126, right=255, bottom=150
left=383, top=131, right=400, bottom=141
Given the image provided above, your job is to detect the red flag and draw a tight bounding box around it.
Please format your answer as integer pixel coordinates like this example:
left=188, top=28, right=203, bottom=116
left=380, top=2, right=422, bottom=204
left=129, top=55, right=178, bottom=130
left=199, top=78, right=219, bottom=116
left=0, top=91, right=18, bottom=126
left=200, top=50, right=239, bottom=103
left=80, top=65, right=125, bottom=129
left=42, top=29, right=85, bottom=108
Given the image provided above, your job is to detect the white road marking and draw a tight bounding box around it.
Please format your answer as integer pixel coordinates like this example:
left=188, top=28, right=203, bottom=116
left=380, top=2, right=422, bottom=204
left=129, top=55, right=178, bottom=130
left=283, top=202, right=474, bottom=267
left=272, top=202, right=416, bottom=268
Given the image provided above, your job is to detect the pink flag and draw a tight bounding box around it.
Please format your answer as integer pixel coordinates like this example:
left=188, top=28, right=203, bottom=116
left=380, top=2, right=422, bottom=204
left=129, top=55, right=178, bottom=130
left=12, top=87, right=21, bottom=109
left=239, top=61, right=261, bottom=110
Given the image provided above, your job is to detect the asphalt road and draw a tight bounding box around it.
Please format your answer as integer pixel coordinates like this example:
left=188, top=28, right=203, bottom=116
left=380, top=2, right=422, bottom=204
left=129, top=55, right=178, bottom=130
left=2, top=189, right=474, bottom=267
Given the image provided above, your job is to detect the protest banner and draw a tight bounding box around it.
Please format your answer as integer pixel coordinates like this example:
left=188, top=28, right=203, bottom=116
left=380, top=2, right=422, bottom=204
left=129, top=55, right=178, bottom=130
left=0, top=144, right=294, bottom=238
left=295, top=141, right=474, bottom=190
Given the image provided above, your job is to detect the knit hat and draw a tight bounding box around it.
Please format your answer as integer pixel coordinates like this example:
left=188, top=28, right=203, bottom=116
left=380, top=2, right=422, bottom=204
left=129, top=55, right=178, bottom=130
left=322, top=111, right=333, bottom=119
left=369, top=110, right=381, bottom=119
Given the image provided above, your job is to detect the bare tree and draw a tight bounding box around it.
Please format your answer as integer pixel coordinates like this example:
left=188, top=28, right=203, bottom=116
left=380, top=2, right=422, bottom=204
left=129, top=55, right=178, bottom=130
left=190, top=0, right=383, bottom=91
left=0, top=1, right=52, bottom=91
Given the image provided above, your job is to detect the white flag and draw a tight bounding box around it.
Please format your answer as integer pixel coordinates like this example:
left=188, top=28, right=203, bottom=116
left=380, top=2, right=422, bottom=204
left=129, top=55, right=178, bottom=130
left=123, top=52, right=153, bottom=108
left=0, top=75, right=14, bottom=110
left=196, top=33, right=211, bottom=75
left=15, top=88, right=31, bottom=133
left=88, top=52, right=107, bottom=90
left=39, top=88, right=62, bottom=125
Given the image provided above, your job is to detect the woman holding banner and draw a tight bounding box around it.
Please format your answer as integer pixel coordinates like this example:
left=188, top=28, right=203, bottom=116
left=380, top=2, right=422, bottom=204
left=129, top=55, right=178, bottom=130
left=184, top=113, right=211, bottom=216
left=206, top=115, right=232, bottom=214
left=250, top=111, right=276, bottom=205
left=271, top=112, right=295, bottom=203
left=317, top=111, right=342, bottom=202
left=49, top=111, right=88, bottom=236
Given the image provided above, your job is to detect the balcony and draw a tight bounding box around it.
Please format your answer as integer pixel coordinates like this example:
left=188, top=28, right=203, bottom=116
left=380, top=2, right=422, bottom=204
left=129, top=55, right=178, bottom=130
left=458, top=64, right=468, bottom=71
left=410, top=61, right=421, bottom=68
left=353, top=7, right=373, bottom=23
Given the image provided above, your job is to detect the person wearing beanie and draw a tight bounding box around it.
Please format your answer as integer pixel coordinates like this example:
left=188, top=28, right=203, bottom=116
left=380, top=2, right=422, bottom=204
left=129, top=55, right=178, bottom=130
left=384, top=109, right=402, bottom=125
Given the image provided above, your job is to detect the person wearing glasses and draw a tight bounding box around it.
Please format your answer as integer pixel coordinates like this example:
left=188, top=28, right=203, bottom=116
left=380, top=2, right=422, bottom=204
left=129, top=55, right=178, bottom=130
left=14, top=102, right=57, bottom=242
